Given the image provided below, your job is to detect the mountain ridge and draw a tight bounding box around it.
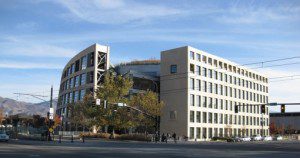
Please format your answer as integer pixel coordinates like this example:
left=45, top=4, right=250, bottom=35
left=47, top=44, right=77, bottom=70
left=0, top=96, right=57, bottom=116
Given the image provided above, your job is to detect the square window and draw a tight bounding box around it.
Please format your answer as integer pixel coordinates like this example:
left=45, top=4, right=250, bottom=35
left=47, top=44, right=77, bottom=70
left=170, top=65, right=177, bottom=74
left=190, top=64, right=195, bottom=73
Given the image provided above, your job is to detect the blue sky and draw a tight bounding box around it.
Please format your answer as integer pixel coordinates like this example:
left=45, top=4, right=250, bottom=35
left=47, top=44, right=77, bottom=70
left=0, top=0, right=300, bottom=112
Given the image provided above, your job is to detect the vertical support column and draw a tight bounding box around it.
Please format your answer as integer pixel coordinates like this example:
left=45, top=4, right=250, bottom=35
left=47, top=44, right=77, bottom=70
left=93, top=45, right=98, bottom=98
left=106, top=46, right=110, bottom=70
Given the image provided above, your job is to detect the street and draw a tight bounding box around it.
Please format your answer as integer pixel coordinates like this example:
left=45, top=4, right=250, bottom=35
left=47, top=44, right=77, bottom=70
left=0, top=140, right=300, bottom=158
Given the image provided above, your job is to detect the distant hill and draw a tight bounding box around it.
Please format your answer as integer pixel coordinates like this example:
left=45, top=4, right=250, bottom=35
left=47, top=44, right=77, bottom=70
left=0, top=96, right=57, bottom=116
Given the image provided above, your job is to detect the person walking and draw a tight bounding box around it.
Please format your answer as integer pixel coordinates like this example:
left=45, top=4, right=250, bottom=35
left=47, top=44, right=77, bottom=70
left=166, top=133, right=170, bottom=143
left=161, top=133, right=166, bottom=142
left=155, top=131, right=159, bottom=143
left=172, top=132, right=177, bottom=143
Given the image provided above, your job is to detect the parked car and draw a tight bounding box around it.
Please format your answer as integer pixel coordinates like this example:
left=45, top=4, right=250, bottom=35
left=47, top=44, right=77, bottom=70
left=241, top=137, right=251, bottom=142
left=263, top=136, right=273, bottom=141
left=251, top=135, right=263, bottom=141
left=227, top=136, right=241, bottom=142
left=0, top=131, right=9, bottom=142
left=212, top=137, right=228, bottom=141
left=274, top=135, right=283, bottom=141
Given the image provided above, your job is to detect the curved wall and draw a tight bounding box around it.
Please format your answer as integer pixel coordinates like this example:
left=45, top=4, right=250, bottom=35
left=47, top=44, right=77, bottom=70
left=56, top=43, right=110, bottom=118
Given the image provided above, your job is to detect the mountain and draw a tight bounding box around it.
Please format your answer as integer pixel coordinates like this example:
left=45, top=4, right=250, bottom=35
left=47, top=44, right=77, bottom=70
left=0, top=96, right=57, bottom=116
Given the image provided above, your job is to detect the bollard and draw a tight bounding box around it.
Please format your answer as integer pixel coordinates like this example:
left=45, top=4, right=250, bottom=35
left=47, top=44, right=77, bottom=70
left=71, top=135, right=74, bottom=143
left=59, top=135, right=62, bottom=143
left=82, top=135, right=85, bottom=143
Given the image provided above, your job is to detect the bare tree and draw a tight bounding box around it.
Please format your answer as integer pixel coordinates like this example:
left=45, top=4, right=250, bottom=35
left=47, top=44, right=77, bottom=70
left=0, top=108, right=3, bottom=126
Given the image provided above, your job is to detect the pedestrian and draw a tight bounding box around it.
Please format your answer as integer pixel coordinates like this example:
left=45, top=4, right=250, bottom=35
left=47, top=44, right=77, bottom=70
left=161, top=133, right=166, bottom=142
left=166, top=133, right=169, bottom=143
left=167, top=133, right=170, bottom=139
left=172, top=132, right=177, bottom=143
left=155, top=131, right=159, bottom=143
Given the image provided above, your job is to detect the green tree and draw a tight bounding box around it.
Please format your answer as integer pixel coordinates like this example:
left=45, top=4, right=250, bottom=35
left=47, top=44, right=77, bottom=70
left=130, top=90, right=164, bottom=133
left=68, top=94, right=95, bottom=131
left=32, top=115, right=45, bottom=128
left=96, top=73, right=133, bottom=133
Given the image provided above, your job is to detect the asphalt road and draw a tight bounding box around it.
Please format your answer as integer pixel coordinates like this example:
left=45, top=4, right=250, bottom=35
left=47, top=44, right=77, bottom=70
left=0, top=139, right=300, bottom=158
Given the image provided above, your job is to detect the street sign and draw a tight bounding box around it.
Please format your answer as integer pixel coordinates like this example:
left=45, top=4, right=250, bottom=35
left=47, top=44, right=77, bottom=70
left=49, top=113, right=53, bottom=120
left=117, top=103, right=127, bottom=107
left=49, top=108, right=54, bottom=120
left=96, top=99, right=101, bottom=105
left=269, top=102, right=277, bottom=106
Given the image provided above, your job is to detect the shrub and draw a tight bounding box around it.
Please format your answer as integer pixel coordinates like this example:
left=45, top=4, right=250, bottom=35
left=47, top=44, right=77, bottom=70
left=79, top=133, right=151, bottom=142
left=79, top=132, right=115, bottom=139
left=115, top=134, right=151, bottom=142
left=17, top=134, right=43, bottom=141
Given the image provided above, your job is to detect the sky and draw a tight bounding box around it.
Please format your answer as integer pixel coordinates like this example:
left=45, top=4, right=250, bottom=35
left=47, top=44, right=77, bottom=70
left=0, top=0, right=300, bottom=112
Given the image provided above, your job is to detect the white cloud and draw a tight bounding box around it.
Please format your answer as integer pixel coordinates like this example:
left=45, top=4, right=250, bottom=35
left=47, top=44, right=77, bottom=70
left=3, top=26, right=299, bottom=59
left=0, top=60, right=64, bottom=69
left=48, top=0, right=300, bottom=26
left=0, top=36, right=76, bottom=58
left=215, top=2, right=300, bottom=24
left=256, top=68, right=300, bottom=112
left=53, top=0, right=185, bottom=24
left=10, top=44, right=76, bottom=58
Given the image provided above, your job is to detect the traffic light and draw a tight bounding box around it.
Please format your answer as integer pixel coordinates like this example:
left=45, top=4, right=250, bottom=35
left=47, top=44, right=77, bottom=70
left=235, top=105, right=238, bottom=113
left=91, top=99, right=96, bottom=106
left=261, top=105, right=266, bottom=113
left=281, top=104, right=285, bottom=113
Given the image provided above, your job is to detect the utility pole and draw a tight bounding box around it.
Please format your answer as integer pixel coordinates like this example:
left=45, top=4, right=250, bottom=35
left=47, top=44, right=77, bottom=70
left=47, top=85, right=54, bottom=141
left=49, top=85, right=54, bottom=120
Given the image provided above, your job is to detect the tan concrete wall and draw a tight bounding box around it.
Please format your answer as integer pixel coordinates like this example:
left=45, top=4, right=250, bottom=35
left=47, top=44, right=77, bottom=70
left=160, top=46, right=189, bottom=137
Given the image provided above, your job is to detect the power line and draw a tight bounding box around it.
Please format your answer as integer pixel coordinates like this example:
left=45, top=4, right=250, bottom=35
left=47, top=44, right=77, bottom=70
left=269, top=74, right=300, bottom=80
left=241, top=56, right=300, bottom=66
left=251, top=62, right=300, bottom=69
left=269, top=77, right=300, bottom=83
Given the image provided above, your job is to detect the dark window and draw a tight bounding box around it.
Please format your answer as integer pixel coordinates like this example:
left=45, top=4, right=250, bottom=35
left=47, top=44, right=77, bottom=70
left=87, top=71, right=94, bottom=83
left=75, top=60, right=80, bottom=72
left=190, top=64, right=195, bottom=73
left=132, top=77, right=156, bottom=91
left=63, top=70, right=67, bottom=79
left=87, top=52, right=94, bottom=67
left=170, top=65, right=177, bottom=74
